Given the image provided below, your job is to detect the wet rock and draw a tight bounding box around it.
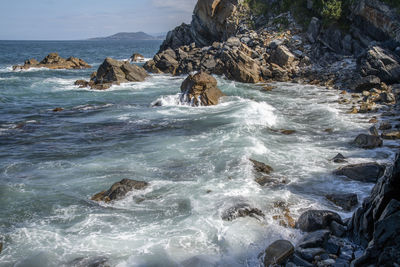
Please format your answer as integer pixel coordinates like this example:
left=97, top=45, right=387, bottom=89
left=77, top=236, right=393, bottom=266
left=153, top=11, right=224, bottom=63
left=272, top=202, right=295, bottom=228
left=250, top=159, right=273, bottom=174
left=330, top=220, right=347, bottom=237
left=13, top=53, right=91, bottom=70
left=74, top=80, right=89, bottom=88
left=381, top=130, right=400, bottom=140
left=334, top=162, right=385, bottom=183
left=143, top=59, right=162, bottom=74
left=0, top=242, right=2, bottom=254
left=369, top=125, right=379, bottom=136
left=130, top=53, right=144, bottom=62
left=296, top=247, right=325, bottom=262
left=52, top=107, right=64, bottom=112
left=180, top=72, right=224, bottom=106
left=221, top=203, right=264, bottom=221
left=359, top=46, right=400, bottom=84
left=326, top=193, right=358, bottom=211
left=298, top=230, right=330, bottom=248
left=68, top=256, right=110, bottom=267
left=289, top=253, right=313, bottom=267
left=181, top=256, right=216, bottom=267
left=296, top=210, right=343, bottom=232
left=353, top=134, right=382, bottom=149
left=263, top=240, right=294, bottom=266
left=280, top=129, right=296, bottom=135
left=255, top=176, right=286, bottom=187
left=325, top=236, right=342, bottom=255
left=331, top=153, right=347, bottom=163
left=91, top=179, right=149, bottom=202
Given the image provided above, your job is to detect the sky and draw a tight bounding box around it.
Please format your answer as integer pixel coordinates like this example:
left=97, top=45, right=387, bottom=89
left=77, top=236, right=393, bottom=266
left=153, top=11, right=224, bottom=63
left=0, top=0, right=198, bottom=40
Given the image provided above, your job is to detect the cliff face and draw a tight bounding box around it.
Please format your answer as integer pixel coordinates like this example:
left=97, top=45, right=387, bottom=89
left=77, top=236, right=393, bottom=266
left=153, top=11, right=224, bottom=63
left=351, top=0, right=400, bottom=43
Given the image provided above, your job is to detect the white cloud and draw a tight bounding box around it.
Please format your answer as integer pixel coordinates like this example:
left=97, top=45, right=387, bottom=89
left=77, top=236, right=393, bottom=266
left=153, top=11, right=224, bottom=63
left=151, top=0, right=197, bottom=13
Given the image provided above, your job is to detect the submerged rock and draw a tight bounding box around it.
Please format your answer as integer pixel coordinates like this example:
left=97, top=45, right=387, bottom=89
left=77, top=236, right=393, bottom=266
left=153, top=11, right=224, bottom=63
left=250, top=159, right=273, bottom=174
left=91, top=179, right=149, bottom=202
left=331, top=153, right=347, bottom=163
left=221, top=203, right=264, bottom=221
left=296, top=210, right=343, bottom=232
left=13, top=53, right=91, bottom=70
left=180, top=72, right=224, bottom=106
left=263, top=240, right=294, bottom=266
left=353, top=134, right=382, bottom=149
left=334, top=162, right=385, bottom=183
left=77, top=58, right=148, bottom=90
left=68, top=256, right=110, bottom=267
left=326, top=193, right=358, bottom=211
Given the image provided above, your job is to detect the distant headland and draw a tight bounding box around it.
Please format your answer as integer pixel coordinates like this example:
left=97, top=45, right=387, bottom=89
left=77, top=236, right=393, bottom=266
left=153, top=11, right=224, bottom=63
left=88, top=32, right=165, bottom=41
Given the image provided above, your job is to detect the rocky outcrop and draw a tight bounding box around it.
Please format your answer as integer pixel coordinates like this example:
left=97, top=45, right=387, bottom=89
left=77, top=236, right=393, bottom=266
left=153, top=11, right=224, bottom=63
left=13, top=53, right=91, bottom=70
left=353, top=133, right=383, bottom=149
left=76, top=58, right=148, bottom=90
left=263, top=240, right=294, bottom=266
left=179, top=72, right=225, bottom=106
left=334, top=163, right=386, bottom=183
left=130, top=53, right=145, bottom=63
left=295, top=210, right=343, bottom=232
left=326, top=193, right=358, bottom=211
left=91, top=179, right=149, bottom=202
left=348, top=154, right=400, bottom=266
left=221, top=203, right=264, bottom=221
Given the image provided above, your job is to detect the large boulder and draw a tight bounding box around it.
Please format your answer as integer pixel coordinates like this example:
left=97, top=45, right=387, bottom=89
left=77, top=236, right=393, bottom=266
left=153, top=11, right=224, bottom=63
left=180, top=72, right=225, bottom=106
left=353, top=134, right=383, bottom=149
left=263, top=240, right=294, bottom=266
left=326, top=193, right=358, bottom=211
left=295, top=210, right=343, bottom=232
left=13, top=53, right=91, bottom=70
left=91, top=179, right=149, bottom=202
left=349, top=154, right=400, bottom=266
left=269, top=45, right=296, bottom=68
left=359, top=46, right=400, bottom=84
left=334, top=163, right=385, bottom=183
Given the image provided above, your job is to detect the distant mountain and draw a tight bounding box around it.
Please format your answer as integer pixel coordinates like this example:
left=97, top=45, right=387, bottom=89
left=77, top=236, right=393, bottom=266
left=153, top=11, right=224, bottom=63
left=88, top=32, right=164, bottom=41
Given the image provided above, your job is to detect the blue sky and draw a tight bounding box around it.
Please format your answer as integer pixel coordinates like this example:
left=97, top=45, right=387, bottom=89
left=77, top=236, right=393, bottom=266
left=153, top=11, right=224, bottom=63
left=0, top=0, right=197, bottom=40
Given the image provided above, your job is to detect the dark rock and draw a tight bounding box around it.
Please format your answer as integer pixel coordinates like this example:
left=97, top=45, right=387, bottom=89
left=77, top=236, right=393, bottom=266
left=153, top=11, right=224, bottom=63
left=289, top=253, right=313, bottom=267
left=74, top=80, right=89, bottom=88
left=159, top=23, right=194, bottom=51
left=52, top=107, right=64, bottom=112
left=13, top=53, right=91, bottom=70
left=352, top=75, right=381, bottom=92
left=369, top=125, right=379, bottom=136
left=130, top=53, right=144, bottom=62
left=255, top=176, right=286, bottom=187
left=68, top=256, right=110, bottom=267
left=297, top=230, right=330, bottom=248
left=0, top=242, right=2, bottom=254
left=296, top=210, right=343, bottom=232
left=280, top=129, right=296, bottom=135
left=325, top=236, right=342, bottom=255
left=91, top=179, right=149, bottom=202
left=331, top=153, right=347, bottom=163
left=326, top=193, right=358, bottom=211
left=263, top=240, right=294, bottom=266
left=180, top=72, right=224, bottom=106
left=250, top=159, right=273, bottom=174
left=330, top=220, right=347, bottom=237
left=296, top=247, right=325, bottom=261
left=359, top=46, right=400, bottom=84
left=181, top=256, right=216, bottom=267
left=381, top=130, right=400, bottom=140
left=221, top=203, right=264, bottom=221
left=334, top=163, right=385, bottom=183
left=353, top=134, right=382, bottom=149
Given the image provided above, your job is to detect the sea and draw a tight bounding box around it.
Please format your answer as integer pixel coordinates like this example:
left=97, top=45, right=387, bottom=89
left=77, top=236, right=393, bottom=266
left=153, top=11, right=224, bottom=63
left=0, top=40, right=397, bottom=266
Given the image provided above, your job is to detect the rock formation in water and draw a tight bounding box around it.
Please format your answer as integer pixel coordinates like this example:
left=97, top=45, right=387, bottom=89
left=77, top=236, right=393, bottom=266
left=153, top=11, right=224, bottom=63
left=75, top=57, right=148, bottom=90
left=13, top=53, right=91, bottom=70
left=91, top=179, right=149, bottom=202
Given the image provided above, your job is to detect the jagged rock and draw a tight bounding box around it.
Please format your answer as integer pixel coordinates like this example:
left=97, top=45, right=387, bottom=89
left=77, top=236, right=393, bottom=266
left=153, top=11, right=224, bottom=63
left=143, top=60, right=162, bottom=74
left=331, top=153, right=347, bottom=163
left=130, top=53, right=144, bottom=62
left=91, top=179, right=149, bottom=202
left=250, top=159, right=273, bottom=174
left=352, top=75, right=381, bottom=92
left=68, top=256, right=110, bottom=267
left=296, top=210, right=343, bottom=232
left=359, top=46, right=400, bottom=84
left=296, top=247, right=325, bottom=262
left=307, top=17, right=321, bottom=43
left=263, top=240, right=294, bottom=266
left=381, top=130, right=400, bottom=140
left=78, top=58, right=148, bottom=90
left=13, top=53, right=91, bottom=70
left=225, top=37, right=241, bottom=47
left=334, top=162, right=385, bottom=183
left=369, top=125, right=379, bottom=136
left=179, top=72, right=224, bottom=106
left=269, top=45, right=296, bottom=68
left=159, top=23, right=194, bottom=51
left=221, top=203, right=264, bottom=221
left=326, top=193, right=358, bottom=211
left=330, top=220, right=347, bottom=237
left=353, top=134, right=382, bottom=149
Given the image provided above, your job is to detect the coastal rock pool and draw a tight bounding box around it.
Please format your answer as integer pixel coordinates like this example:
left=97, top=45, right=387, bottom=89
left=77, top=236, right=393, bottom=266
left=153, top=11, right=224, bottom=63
left=0, top=40, right=396, bottom=266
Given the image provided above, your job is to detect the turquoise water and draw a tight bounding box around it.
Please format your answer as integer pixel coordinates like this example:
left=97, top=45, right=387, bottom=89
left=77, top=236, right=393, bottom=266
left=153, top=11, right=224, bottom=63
left=0, top=40, right=397, bottom=266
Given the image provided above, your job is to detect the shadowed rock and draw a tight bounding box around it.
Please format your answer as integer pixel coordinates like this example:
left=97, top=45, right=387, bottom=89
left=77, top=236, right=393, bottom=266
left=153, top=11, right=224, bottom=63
left=296, top=210, right=343, bottom=232
left=91, top=179, right=149, bottom=202
left=334, top=162, right=385, bottom=183
left=68, top=256, right=110, bottom=267
left=180, top=72, right=224, bottom=106
left=263, top=240, right=294, bottom=266
left=353, top=134, right=382, bottom=149
left=326, top=193, right=358, bottom=211
left=331, top=153, right=347, bottom=163
left=13, top=53, right=91, bottom=70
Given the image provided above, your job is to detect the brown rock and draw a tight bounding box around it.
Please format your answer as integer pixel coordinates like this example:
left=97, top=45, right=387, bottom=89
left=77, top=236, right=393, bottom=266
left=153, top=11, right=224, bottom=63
left=250, top=159, right=273, bottom=174
left=381, top=130, right=400, bottom=140
left=91, top=179, right=149, bottom=202
left=269, top=45, right=296, bottom=68
left=353, top=134, right=383, bottom=149
left=52, top=107, right=64, bottom=112
left=280, top=129, right=296, bottom=135
left=130, top=53, right=144, bottom=62
left=13, top=53, right=91, bottom=70
left=180, top=72, right=224, bottom=106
